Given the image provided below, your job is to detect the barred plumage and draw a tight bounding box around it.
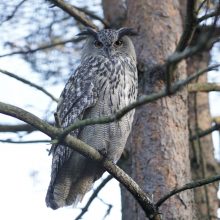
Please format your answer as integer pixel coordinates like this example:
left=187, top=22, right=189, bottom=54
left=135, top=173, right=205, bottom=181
left=46, top=28, right=138, bottom=209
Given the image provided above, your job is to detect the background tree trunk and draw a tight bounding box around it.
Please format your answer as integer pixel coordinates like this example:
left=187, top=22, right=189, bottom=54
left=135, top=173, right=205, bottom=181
left=187, top=51, right=219, bottom=219
left=103, top=0, right=196, bottom=219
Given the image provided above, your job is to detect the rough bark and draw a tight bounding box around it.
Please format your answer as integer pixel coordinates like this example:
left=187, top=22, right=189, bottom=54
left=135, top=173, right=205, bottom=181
left=103, top=0, right=195, bottom=219
left=188, top=52, right=219, bottom=219
left=102, top=0, right=126, bottom=28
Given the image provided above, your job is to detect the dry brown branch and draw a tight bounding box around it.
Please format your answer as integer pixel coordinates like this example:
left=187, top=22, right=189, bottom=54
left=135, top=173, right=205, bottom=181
left=48, top=0, right=97, bottom=29
left=190, top=123, right=220, bottom=141
left=0, top=139, right=50, bottom=144
left=156, top=174, right=220, bottom=207
left=75, top=175, right=113, bottom=220
left=176, top=0, right=197, bottom=52
left=1, top=0, right=27, bottom=24
left=165, top=3, right=220, bottom=93
left=75, top=6, right=109, bottom=27
left=197, top=9, right=220, bottom=23
left=0, top=123, right=36, bottom=133
left=188, top=82, right=220, bottom=92
left=165, top=0, right=197, bottom=93
left=0, top=37, right=82, bottom=58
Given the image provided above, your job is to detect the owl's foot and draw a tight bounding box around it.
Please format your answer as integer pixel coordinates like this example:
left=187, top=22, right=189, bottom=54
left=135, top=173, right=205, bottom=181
left=98, top=147, right=108, bottom=158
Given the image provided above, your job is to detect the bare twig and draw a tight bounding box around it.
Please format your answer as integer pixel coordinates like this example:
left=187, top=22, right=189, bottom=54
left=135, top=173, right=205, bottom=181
left=195, top=25, right=220, bottom=42
left=48, top=0, right=97, bottom=29
left=176, top=0, right=197, bottom=52
left=97, top=196, right=113, bottom=219
left=1, top=0, right=26, bottom=24
left=190, top=123, right=220, bottom=141
left=0, top=122, right=53, bottom=133
left=0, top=37, right=82, bottom=58
left=165, top=0, right=197, bottom=94
left=75, top=175, right=113, bottom=220
left=0, top=139, right=50, bottom=144
left=167, top=35, right=219, bottom=65
left=197, top=9, right=220, bottom=23
left=75, top=6, right=109, bottom=27
left=156, top=174, right=220, bottom=207
left=0, top=101, right=160, bottom=220
left=197, top=0, right=209, bottom=13
left=0, top=69, right=58, bottom=102
left=168, top=4, right=220, bottom=65
left=102, top=202, right=113, bottom=219
left=165, top=3, right=220, bottom=93
left=188, top=82, right=220, bottom=92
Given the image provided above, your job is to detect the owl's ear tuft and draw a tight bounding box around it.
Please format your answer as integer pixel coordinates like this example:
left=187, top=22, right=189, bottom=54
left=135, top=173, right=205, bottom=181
left=117, top=27, right=138, bottom=39
left=77, top=27, right=98, bottom=39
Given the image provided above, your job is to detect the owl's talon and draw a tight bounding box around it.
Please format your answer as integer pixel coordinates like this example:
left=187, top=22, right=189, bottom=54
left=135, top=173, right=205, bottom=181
left=98, top=148, right=108, bottom=157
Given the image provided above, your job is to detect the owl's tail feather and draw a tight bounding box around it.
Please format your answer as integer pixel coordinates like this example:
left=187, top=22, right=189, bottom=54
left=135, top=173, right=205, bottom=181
left=46, top=162, right=104, bottom=209
left=46, top=184, right=61, bottom=210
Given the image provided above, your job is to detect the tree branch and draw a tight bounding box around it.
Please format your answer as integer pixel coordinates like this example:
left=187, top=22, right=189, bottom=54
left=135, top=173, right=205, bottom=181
left=167, top=36, right=219, bottom=65
left=168, top=3, right=220, bottom=65
left=75, top=6, right=109, bottom=27
left=0, top=123, right=36, bottom=133
left=1, top=0, right=27, bottom=24
left=165, top=3, right=220, bottom=93
left=195, top=25, right=220, bottom=42
left=48, top=0, right=97, bottom=29
left=156, top=174, right=220, bottom=207
left=196, top=0, right=208, bottom=13
left=176, top=0, right=197, bottom=52
left=0, top=37, right=82, bottom=58
left=0, top=139, right=50, bottom=144
left=165, top=0, right=196, bottom=93
left=197, top=9, right=220, bottom=23
left=0, top=69, right=58, bottom=102
left=75, top=175, right=113, bottom=220
left=0, top=101, right=160, bottom=220
left=190, top=123, right=220, bottom=141
left=188, top=82, right=220, bottom=92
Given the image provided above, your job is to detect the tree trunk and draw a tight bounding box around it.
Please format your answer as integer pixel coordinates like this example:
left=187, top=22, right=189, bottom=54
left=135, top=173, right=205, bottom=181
left=187, top=52, right=219, bottom=219
left=121, top=1, right=196, bottom=219
left=89, top=0, right=220, bottom=218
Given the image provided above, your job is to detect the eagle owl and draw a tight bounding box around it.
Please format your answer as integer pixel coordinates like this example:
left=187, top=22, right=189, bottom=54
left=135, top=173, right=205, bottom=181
left=46, top=27, right=138, bottom=209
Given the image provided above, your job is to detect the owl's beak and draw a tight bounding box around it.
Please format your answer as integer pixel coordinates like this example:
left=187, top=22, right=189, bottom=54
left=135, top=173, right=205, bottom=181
left=104, top=47, right=113, bottom=58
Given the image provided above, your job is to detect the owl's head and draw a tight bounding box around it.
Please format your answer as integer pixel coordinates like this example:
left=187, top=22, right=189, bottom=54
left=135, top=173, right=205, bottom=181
left=78, top=28, right=137, bottom=62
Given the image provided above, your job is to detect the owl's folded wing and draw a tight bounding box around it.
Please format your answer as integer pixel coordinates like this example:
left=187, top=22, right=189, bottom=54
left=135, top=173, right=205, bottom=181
left=48, top=60, right=99, bottom=186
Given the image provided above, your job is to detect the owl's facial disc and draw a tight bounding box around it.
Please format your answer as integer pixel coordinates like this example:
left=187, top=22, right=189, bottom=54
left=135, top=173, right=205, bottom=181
left=80, top=28, right=137, bottom=61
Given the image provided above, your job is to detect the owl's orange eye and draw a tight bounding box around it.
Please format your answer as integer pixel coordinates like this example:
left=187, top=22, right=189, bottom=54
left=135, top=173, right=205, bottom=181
left=114, top=40, right=123, bottom=47
left=94, top=40, right=103, bottom=48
